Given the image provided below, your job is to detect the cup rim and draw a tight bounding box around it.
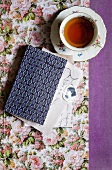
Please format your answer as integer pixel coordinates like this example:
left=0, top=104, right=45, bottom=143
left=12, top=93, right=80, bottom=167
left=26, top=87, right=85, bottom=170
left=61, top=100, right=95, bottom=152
left=59, top=12, right=98, bottom=51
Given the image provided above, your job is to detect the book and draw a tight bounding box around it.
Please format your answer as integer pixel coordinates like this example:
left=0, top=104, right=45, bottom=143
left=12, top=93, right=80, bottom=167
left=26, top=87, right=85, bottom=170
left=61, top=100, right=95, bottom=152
left=4, top=46, right=67, bottom=125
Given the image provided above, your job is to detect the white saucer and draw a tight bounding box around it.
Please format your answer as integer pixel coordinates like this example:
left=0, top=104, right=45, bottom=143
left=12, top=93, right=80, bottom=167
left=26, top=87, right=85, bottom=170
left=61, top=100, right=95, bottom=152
left=50, top=6, right=107, bottom=61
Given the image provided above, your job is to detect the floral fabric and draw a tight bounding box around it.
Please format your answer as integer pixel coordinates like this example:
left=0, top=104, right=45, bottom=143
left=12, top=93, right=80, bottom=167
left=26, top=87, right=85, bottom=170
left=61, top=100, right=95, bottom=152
left=0, top=0, right=89, bottom=169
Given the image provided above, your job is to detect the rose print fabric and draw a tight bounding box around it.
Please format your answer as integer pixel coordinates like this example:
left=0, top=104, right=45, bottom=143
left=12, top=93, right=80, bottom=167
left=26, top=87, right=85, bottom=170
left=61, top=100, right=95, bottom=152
left=0, top=0, right=89, bottom=169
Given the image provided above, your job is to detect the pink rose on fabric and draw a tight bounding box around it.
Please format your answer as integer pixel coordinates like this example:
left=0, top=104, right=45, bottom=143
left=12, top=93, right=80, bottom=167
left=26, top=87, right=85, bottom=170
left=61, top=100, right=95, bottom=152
left=20, top=126, right=31, bottom=136
left=18, top=151, right=27, bottom=162
left=10, top=0, right=31, bottom=11
left=19, top=155, right=27, bottom=162
left=20, top=135, right=28, bottom=143
left=10, top=120, right=22, bottom=135
left=0, top=163, right=6, bottom=170
left=53, top=159, right=64, bottom=166
left=3, top=144, right=12, bottom=154
left=2, top=120, right=11, bottom=126
left=73, top=124, right=80, bottom=131
left=83, top=0, right=90, bottom=7
left=29, top=17, right=44, bottom=25
left=19, top=31, right=27, bottom=38
left=18, top=27, right=27, bottom=37
left=83, top=124, right=89, bottom=130
left=82, top=62, right=89, bottom=71
left=34, top=17, right=44, bottom=25
left=78, top=144, right=84, bottom=150
left=64, top=150, right=84, bottom=169
left=21, top=11, right=28, bottom=18
left=32, top=140, right=44, bottom=150
left=0, top=36, right=5, bottom=52
left=78, top=81, right=84, bottom=88
left=71, top=143, right=78, bottom=150
left=72, top=121, right=80, bottom=130
left=32, top=131, right=43, bottom=140
left=83, top=125, right=89, bottom=140
left=30, top=156, right=43, bottom=170
left=0, top=4, right=10, bottom=11
left=82, top=62, right=89, bottom=78
left=4, top=66, right=10, bottom=72
left=48, top=150, right=64, bottom=166
left=42, top=5, right=58, bottom=21
left=33, top=141, right=40, bottom=149
left=73, top=94, right=84, bottom=112
left=43, top=130, right=59, bottom=145
left=32, top=6, right=43, bottom=17
left=28, top=31, right=43, bottom=47
left=73, top=136, right=79, bottom=141
left=16, top=168, right=26, bottom=170
left=2, top=128, right=10, bottom=135
left=2, top=20, right=12, bottom=30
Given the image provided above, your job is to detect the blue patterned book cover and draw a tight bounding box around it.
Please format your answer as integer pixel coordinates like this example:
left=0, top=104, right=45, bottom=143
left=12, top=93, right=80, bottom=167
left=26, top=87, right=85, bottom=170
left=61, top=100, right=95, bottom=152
left=4, top=46, right=67, bottom=125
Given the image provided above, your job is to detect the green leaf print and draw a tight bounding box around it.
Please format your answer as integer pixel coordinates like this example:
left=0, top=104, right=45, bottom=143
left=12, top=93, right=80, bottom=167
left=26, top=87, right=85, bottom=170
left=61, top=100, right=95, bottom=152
left=4, top=150, right=10, bottom=158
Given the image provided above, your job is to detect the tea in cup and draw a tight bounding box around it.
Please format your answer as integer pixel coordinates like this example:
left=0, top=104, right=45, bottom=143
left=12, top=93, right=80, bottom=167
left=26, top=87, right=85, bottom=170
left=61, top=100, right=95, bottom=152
left=60, top=13, right=98, bottom=51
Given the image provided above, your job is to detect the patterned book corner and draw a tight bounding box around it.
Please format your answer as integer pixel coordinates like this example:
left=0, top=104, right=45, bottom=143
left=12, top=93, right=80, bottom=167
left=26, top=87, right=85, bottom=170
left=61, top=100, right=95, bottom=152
left=4, top=46, right=67, bottom=125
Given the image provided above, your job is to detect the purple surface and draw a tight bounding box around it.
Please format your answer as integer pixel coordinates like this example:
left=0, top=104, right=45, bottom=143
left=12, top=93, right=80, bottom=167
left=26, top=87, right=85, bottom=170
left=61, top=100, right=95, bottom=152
left=90, top=0, right=112, bottom=170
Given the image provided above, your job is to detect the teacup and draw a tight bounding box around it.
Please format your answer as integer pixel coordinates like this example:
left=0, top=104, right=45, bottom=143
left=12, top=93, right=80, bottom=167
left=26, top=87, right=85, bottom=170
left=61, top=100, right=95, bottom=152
left=59, top=12, right=98, bottom=51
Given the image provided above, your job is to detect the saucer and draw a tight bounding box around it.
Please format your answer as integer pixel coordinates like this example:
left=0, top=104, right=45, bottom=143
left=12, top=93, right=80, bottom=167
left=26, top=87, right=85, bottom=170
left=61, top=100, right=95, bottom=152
left=50, top=6, right=107, bottom=61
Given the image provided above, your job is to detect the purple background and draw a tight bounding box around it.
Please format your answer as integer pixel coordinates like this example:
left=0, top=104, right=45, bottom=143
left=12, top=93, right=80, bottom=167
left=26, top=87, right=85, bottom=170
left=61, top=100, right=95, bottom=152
left=90, top=0, right=112, bottom=169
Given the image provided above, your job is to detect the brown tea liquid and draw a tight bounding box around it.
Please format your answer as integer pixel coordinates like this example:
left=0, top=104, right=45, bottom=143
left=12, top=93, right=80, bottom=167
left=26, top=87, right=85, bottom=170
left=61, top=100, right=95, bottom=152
left=64, top=17, right=94, bottom=48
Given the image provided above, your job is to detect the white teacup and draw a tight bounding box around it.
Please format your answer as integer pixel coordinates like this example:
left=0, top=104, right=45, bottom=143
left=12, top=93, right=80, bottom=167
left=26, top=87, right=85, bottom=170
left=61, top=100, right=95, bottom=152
left=59, top=13, right=98, bottom=51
